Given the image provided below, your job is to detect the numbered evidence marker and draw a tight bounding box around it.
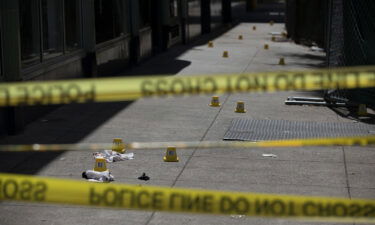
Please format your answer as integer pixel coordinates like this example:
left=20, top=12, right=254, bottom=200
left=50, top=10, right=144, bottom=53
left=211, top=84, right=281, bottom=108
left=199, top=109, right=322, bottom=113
left=112, top=138, right=126, bottom=153
left=163, top=147, right=179, bottom=162
left=235, top=101, right=246, bottom=113
left=209, top=96, right=221, bottom=107
left=94, top=157, right=108, bottom=172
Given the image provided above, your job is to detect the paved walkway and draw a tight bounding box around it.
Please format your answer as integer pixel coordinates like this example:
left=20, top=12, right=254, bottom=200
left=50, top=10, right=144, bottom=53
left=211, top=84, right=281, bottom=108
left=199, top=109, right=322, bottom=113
left=1, top=14, right=374, bottom=225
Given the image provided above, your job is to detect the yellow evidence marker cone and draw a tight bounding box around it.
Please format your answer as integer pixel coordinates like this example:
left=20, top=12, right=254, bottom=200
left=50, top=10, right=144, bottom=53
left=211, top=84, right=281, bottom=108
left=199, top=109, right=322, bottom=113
left=271, top=36, right=276, bottom=42
left=235, top=101, right=246, bottom=113
left=163, top=147, right=179, bottom=162
left=270, top=20, right=274, bottom=26
left=278, top=58, right=286, bottom=65
left=112, top=138, right=126, bottom=153
left=208, top=41, right=214, bottom=48
left=94, top=157, right=108, bottom=172
left=252, top=26, right=256, bottom=31
left=209, top=96, right=221, bottom=107
left=222, top=51, right=229, bottom=58
left=264, top=44, right=269, bottom=50
left=282, top=32, right=287, bottom=38
left=357, top=104, right=368, bottom=116
left=238, top=35, right=243, bottom=40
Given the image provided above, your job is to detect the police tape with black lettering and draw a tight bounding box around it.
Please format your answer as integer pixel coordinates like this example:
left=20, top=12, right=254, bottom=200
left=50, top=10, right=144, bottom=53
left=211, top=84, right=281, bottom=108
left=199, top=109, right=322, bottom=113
left=1, top=173, right=375, bottom=222
left=1, top=67, right=375, bottom=107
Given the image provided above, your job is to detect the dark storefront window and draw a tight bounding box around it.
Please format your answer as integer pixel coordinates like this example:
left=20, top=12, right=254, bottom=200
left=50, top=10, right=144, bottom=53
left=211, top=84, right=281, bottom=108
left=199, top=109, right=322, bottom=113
left=20, top=0, right=41, bottom=66
left=41, top=0, right=64, bottom=59
left=95, top=0, right=123, bottom=44
left=139, top=0, right=151, bottom=28
left=19, top=0, right=82, bottom=67
left=0, top=27, right=2, bottom=78
left=0, top=19, right=2, bottom=77
left=65, top=0, right=82, bottom=51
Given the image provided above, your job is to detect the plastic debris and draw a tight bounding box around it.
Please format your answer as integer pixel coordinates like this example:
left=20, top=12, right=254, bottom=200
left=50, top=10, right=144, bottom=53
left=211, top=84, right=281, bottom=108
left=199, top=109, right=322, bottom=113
left=94, top=150, right=134, bottom=163
left=310, top=46, right=324, bottom=52
left=268, top=31, right=282, bottom=35
left=82, top=170, right=114, bottom=182
left=262, top=153, right=277, bottom=158
left=230, top=215, right=245, bottom=219
left=138, top=173, right=150, bottom=181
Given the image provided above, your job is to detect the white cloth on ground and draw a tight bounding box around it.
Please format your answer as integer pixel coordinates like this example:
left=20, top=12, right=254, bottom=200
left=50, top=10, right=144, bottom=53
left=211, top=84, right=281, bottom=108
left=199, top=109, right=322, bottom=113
left=83, top=170, right=114, bottom=182
left=94, top=150, right=134, bottom=162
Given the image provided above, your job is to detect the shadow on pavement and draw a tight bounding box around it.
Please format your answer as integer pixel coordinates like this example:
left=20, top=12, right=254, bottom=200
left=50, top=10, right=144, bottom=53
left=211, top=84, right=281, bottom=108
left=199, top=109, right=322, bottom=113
left=329, top=106, right=375, bottom=125
left=0, top=101, right=133, bottom=174
left=118, top=24, right=235, bottom=77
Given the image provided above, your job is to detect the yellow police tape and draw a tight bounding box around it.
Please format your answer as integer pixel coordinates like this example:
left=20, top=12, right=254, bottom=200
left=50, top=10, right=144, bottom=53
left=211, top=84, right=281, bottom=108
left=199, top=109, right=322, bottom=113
left=0, top=173, right=374, bottom=223
left=0, top=66, right=374, bottom=107
left=0, top=135, right=374, bottom=152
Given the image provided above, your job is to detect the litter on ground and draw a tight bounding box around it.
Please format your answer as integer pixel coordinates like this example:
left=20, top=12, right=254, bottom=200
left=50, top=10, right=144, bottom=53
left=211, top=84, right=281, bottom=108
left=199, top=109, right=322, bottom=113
left=82, top=170, right=114, bottom=182
left=262, top=153, right=278, bottom=158
left=94, top=150, right=134, bottom=162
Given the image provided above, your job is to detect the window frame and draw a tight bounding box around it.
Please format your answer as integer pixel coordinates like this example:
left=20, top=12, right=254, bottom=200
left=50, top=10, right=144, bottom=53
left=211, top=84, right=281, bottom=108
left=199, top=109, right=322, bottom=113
left=19, top=0, right=83, bottom=68
left=94, top=0, right=126, bottom=44
left=64, top=0, right=84, bottom=52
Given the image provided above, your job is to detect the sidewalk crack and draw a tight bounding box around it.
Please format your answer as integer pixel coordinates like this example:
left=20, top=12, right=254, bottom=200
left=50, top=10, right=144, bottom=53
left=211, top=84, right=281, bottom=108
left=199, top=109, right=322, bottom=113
left=170, top=94, right=231, bottom=188
left=342, top=146, right=352, bottom=199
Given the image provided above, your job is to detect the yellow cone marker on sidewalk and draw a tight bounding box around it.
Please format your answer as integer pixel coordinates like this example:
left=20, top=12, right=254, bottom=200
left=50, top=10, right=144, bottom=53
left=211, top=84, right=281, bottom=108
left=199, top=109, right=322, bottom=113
left=270, top=20, right=274, bottom=26
left=282, top=32, right=287, bottom=38
left=252, top=26, right=256, bottom=31
left=279, top=58, right=286, bottom=65
left=163, top=147, right=179, bottom=162
left=271, top=36, right=276, bottom=42
left=222, top=51, right=229, bottom=58
left=112, top=138, right=126, bottom=153
left=264, top=44, right=269, bottom=50
left=235, top=101, right=246, bottom=113
left=208, top=41, right=214, bottom=48
left=94, top=157, right=108, bottom=172
left=357, top=104, right=368, bottom=116
left=209, top=96, right=221, bottom=107
left=238, top=35, right=243, bottom=40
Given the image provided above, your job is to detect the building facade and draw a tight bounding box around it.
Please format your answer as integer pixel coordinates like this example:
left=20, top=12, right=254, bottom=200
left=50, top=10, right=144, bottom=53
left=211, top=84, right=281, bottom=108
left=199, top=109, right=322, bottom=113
left=0, top=0, right=232, bottom=135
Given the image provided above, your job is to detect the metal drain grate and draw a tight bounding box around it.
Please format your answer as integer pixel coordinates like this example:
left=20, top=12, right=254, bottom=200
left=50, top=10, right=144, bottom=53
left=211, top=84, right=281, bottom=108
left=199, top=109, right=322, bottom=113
left=223, top=119, right=374, bottom=141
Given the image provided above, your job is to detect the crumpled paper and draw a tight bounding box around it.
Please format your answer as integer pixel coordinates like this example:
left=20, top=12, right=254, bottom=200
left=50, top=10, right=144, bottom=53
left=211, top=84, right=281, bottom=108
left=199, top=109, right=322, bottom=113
left=82, top=170, right=114, bottom=182
left=94, top=150, right=134, bottom=163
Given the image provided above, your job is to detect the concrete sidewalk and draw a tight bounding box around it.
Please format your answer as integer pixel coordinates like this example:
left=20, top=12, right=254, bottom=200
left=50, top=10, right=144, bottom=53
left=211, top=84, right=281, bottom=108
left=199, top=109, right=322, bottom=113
left=0, top=21, right=374, bottom=225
